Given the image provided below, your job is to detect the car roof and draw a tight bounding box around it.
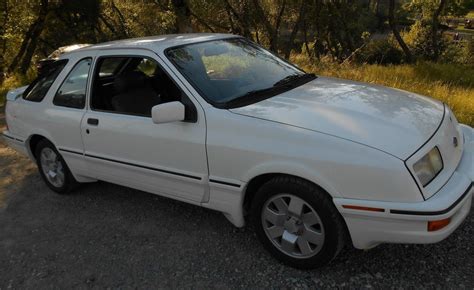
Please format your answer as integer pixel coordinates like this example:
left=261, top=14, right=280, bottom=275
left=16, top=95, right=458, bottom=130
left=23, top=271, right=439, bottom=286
left=60, top=33, right=238, bottom=58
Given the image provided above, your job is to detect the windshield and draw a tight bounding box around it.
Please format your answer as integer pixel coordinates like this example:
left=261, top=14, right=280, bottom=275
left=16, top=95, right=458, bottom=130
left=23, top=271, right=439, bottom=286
left=166, top=38, right=314, bottom=108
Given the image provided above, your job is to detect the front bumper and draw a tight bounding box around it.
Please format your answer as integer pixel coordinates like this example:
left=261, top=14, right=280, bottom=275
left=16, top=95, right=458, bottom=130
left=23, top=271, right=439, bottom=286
left=334, top=124, right=474, bottom=249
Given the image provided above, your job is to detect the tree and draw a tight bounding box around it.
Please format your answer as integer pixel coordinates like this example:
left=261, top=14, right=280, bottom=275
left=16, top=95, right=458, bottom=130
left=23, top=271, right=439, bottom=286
left=431, top=0, right=446, bottom=60
left=171, top=0, right=193, bottom=33
left=0, top=0, right=8, bottom=82
left=283, top=0, right=305, bottom=59
left=8, top=0, right=50, bottom=74
left=8, top=0, right=49, bottom=74
left=251, top=0, right=286, bottom=52
left=388, top=0, right=412, bottom=62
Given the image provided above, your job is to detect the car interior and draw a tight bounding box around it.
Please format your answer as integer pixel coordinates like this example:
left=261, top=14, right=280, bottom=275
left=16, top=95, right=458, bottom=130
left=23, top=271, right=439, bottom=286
left=91, top=57, right=183, bottom=117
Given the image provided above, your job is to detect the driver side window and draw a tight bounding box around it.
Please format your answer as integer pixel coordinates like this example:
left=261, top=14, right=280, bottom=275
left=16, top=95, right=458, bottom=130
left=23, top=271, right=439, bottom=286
left=91, top=56, right=184, bottom=117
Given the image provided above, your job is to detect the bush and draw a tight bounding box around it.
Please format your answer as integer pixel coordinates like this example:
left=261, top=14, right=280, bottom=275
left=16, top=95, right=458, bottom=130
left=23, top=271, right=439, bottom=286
left=354, top=39, right=404, bottom=64
left=403, top=20, right=449, bottom=61
left=462, top=38, right=474, bottom=65
left=0, top=74, right=33, bottom=106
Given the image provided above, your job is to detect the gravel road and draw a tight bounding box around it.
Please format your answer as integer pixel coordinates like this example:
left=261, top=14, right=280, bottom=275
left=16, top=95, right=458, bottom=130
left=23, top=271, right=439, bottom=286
left=1, top=108, right=473, bottom=288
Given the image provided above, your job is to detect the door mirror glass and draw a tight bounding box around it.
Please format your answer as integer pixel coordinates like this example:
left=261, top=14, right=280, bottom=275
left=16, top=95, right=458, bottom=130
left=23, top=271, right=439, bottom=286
left=151, top=101, right=185, bottom=124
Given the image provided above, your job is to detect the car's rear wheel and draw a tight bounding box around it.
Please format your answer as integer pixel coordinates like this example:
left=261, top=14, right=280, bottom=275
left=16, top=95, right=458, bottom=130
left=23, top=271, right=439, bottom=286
left=35, top=139, right=78, bottom=194
left=251, top=176, right=346, bottom=269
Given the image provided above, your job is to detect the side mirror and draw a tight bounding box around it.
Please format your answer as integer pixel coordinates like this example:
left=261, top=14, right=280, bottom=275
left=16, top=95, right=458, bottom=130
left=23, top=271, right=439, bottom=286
left=151, top=101, right=185, bottom=124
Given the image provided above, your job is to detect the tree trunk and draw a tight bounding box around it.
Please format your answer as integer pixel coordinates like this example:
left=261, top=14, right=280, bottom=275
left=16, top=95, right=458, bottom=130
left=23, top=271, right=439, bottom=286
left=388, top=0, right=412, bottom=63
left=302, top=20, right=311, bottom=57
left=0, top=0, right=8, bottom=83
left=330, top=2, right=355, bottom=53
left=19, top=0, right=49, bottom=75
left=251, top=0, right=279, bottom=51
left=99, top=14, right=118, bottom=37
left=111, top=0, right=128, bottom=37
left=189, top=10, right=215, bottom=32
left=432, top=0, right=446, bottom=60
left=8, top=23, right=37, bottom=73
left=283, top=0, right=305, bottom=59
left=171, top=0, right=193, bottom=33
left=8, top=0, right=49, bottom=74
left=224, top=0, right=251, bottom=37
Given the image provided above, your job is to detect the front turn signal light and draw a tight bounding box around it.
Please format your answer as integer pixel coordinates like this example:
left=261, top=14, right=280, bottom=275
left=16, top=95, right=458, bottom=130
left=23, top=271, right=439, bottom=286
left=428, top=218, right=451, bottom=232
left=342, top=205, right=384, bottom=212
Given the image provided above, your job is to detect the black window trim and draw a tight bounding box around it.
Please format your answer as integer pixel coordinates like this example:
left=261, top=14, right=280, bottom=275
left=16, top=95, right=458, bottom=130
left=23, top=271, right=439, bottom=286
left=163, top=36, right=308, bottom=109
left=53, top=57, right=93, bottom=110
left=90, top=54, right=198, bottom=122
left=22, top=59, right=69, bottom=103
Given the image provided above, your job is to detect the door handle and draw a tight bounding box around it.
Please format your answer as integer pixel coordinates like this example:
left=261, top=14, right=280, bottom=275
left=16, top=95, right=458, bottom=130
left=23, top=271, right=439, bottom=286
left=87, top=118, right=99, bottom=126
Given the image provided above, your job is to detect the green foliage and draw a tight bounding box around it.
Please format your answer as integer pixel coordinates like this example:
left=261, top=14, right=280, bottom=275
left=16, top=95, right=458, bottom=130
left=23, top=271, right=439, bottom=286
left=0, top=73, right=34, bottom=105
left=405, top=0, right=473, bottom=18
left=402, top=20, right=448, bottom=60
left=354, top=38, right=404, bottom=64
left=465, top=38, right=474, bottom=65
left=0, top=0, right=473, bottom=124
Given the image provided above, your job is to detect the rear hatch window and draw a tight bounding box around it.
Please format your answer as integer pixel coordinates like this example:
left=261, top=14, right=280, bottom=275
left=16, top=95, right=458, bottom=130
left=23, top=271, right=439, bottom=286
left=23, top=59, right=68, bottom=102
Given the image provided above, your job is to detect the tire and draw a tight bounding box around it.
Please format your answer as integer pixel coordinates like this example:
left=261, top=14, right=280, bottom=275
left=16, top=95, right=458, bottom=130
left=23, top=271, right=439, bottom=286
left=35, top=139, right=78, bottom=194
left=250, top=176, right=347, bottom=269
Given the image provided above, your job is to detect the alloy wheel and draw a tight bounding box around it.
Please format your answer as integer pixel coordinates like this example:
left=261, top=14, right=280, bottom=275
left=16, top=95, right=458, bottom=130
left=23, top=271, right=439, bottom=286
left=261, top=194, right=325, bottom=258
left=40, top=147, right=65, bottom=188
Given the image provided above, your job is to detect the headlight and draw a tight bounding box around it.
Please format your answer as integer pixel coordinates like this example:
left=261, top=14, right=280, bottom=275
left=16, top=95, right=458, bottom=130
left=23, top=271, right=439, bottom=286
left=413, top=147, right=443, bottom=186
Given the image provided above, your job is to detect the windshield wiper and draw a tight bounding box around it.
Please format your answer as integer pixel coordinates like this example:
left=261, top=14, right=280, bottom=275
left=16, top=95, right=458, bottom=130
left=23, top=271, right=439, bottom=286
left=273, top=73, right=316, bottom=87
left=218, top=73, right=317, bottom=109
left=221, top=87, right=279, bottom=108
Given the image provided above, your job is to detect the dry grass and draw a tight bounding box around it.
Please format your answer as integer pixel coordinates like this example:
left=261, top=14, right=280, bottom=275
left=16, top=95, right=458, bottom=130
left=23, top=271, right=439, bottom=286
left=1, top=58, right=473, bottom=126
left=292, top=54, right=474, bottom=127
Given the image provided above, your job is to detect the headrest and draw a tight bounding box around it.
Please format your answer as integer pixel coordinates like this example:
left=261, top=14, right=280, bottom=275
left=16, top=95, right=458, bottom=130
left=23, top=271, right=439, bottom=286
left=114, top=71, right=147, bottom=92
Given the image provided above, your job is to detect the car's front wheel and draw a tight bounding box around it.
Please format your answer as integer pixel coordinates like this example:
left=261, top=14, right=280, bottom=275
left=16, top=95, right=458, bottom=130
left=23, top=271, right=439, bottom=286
left=251, top=176, right=347, bottom=269
left=35, top=139, right=78, bottom=194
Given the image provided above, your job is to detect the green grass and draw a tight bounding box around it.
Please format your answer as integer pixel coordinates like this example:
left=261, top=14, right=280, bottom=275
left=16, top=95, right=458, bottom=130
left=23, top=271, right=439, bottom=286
left=292, top=54, right=474, bottom=127
left=456, top=25, right=474, bottom=34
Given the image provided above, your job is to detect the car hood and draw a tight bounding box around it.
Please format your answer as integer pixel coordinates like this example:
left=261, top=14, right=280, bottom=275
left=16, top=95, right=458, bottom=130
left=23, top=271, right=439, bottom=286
left=229, top=77, right=444, bottom=159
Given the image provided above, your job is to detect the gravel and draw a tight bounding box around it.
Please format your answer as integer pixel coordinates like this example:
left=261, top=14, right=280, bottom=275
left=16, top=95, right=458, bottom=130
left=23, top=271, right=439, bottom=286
left=1, top=111, right=473, bottom=288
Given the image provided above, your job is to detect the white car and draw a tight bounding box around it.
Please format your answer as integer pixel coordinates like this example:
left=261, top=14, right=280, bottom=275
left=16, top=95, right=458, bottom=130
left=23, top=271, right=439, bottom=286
left=3, top=34, right=473, bottom=269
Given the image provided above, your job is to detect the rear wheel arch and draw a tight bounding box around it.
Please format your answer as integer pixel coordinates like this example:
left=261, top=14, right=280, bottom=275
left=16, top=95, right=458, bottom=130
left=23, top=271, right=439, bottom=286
left=33, top=138, right=79, bottom=193
left=28, top=134, right=51, bottom=160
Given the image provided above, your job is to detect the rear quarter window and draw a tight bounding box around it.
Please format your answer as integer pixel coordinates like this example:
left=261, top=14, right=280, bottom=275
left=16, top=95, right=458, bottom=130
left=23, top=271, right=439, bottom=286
left=53, top=58, right=92, bottom=109
left=23, top=59, right=68, bottom=102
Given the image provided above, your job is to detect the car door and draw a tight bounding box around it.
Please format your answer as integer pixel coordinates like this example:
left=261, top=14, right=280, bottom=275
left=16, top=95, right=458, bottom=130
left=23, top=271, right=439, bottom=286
left=81, top=49, right=209, bottom=203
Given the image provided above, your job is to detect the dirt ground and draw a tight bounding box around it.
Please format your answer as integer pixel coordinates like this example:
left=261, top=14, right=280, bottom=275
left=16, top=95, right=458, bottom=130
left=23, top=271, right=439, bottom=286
left=1, top=106, right=473, bottom=288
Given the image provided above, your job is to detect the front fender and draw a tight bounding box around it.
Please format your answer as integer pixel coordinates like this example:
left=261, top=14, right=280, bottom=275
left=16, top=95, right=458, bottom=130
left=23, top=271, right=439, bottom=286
left=241, top=161, right=342, bottom=198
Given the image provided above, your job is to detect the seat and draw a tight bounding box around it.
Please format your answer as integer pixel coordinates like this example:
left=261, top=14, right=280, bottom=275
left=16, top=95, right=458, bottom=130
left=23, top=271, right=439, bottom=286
left=111, top=71, right=161, bottom=116
left=150, top=67, right=182, bottom=103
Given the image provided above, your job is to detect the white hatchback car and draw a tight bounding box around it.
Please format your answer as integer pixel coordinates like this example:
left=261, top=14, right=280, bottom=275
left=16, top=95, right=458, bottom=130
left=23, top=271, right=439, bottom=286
left=3, top=34, right=473, bottom=269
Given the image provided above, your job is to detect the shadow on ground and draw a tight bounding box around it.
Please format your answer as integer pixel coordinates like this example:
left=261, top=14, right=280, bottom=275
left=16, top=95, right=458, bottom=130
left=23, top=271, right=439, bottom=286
left=1, top=107, right=473, bottom=287
left=1, top=168, right=473, bottom=288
